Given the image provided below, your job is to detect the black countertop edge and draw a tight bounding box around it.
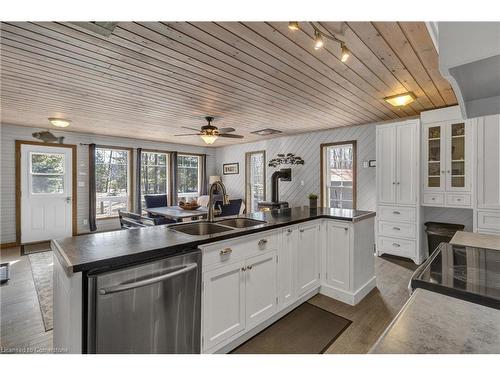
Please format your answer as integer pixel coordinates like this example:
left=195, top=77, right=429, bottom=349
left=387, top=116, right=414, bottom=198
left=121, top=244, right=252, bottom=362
left=54, top=208, right=376, bottom=274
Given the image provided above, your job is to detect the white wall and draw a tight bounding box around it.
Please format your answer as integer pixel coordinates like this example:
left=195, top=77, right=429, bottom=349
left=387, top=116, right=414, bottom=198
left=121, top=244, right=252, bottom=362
left=214, top=123, right=377, bottom=211
left=0, top=124, right=215, bottom=244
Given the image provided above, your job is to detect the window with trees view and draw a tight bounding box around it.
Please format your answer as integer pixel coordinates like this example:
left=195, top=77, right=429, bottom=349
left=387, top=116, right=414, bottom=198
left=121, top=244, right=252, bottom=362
left=95, top=147, right=131, bottom=218
left=321, top=141, right=356, bottom=209
left=30, top=152, right=65, bottom=194
left=141, top=151, right=169, bottom=208
left=177, top=154, right=200, bottom=201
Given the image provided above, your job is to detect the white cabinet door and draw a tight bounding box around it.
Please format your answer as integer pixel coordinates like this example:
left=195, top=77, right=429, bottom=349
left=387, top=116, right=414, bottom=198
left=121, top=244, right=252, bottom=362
left=296, top=222, right=321, bottom=297
left=445, top=121, right=471, bottom=192
left=202, top=261, right=245, bottom=351
left=325, top=222, right=351, bottom=290
left=278, top=227, right=297, bottom=308
left=245, top=252, right=278, bottom=329
left=477, top=115, right=500, bottom=210
left=376, top=126, right=397, bottom=204
left=423, top=123, right=445, bottom=192
left=396, top=123, right=417, bottom=205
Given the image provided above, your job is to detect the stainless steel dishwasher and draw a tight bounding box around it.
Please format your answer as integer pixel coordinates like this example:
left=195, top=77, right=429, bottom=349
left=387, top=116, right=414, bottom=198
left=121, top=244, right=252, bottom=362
left=87, top=250, right=201, bottom=353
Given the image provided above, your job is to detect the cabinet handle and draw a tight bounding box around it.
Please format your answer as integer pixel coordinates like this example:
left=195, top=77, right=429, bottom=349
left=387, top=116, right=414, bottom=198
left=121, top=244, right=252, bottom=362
left=247, top=265, right=253, bottom=270
left=432, top=197, right=436, bottom=200
left=287, top=228, right=292, bottom=233
left=393, top=227, right=401, bottom=230
left=344, top=227, right=349, bottom=231
left=396, top=182, right=400, bottom=185
left=392, top=182, right=396, bottom=185
left=241, top=267, right=247, bottom=271
left=392, top=243, right=401, bottom=247
left=447, top=170, right=450, bottom=174
left=393, top=211, right=401, bottom=215
left=441, top=170, right=445, bottom=174
left=299, top=229, right=305, bottom=233
left=258, top=239, right=268, bottom=247
left=220, top=248, right=232, bottom=255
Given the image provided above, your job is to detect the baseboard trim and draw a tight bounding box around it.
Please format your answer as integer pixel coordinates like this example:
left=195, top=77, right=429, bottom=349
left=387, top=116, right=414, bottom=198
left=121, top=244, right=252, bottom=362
left=320, top=276, right=377, bottom=306
left=210, top=287, right=320, bottom=354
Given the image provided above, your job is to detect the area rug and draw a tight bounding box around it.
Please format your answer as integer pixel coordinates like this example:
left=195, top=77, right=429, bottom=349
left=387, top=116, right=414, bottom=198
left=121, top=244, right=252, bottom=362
left=231, top=302, right=351, bottom=354
left=22, top=241, right=52, bottom=255
left=28, top=251, right=53, bottom=332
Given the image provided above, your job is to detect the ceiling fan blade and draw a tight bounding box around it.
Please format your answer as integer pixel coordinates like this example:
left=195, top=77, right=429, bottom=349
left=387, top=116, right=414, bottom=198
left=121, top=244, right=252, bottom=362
left=218, top=127, right=235, bottom=133
left=174, top=133, right=202, bottom=136
left=219, top=133, right=244, bottom=139
left=182, top=126, right=203, bottom=132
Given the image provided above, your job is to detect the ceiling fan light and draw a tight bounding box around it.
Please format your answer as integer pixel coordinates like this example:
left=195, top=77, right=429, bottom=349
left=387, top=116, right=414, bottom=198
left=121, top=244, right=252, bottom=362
left=48, top=117, right=71, bottom=128
left=314, top=30, right=324, bottom=50
left=288, top=21, right=299, bottom=31
left=200, top=134, right=218, bottom=145
left=341, top=43, right=350, bottom=62
left=384, top=92, right=417, bottom=107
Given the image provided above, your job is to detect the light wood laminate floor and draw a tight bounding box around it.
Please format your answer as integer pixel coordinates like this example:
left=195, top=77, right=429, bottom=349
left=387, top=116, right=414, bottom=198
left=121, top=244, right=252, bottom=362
left=0, top=246, right=416, bottom=354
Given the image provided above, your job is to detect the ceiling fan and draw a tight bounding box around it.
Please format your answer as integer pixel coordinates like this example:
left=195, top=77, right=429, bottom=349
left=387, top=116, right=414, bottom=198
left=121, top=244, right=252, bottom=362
left=174, top=116, right=244, bottom=145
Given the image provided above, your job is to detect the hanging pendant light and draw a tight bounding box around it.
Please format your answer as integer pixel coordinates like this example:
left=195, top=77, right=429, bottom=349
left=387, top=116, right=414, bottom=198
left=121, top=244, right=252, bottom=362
left=288, top=21, right=299, bottom=31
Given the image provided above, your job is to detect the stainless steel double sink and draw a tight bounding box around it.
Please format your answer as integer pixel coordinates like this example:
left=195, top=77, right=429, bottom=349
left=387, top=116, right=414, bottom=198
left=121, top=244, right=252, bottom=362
left=169, top=218, right=267, bottom=236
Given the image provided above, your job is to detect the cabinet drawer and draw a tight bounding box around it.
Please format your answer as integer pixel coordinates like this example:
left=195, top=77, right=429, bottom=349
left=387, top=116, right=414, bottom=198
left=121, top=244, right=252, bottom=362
left=201, top=231, right=278, bottom=268
left=378, top=236, right=416, bottom=258
left=378, top=205, right=416, bottom=222
left=446, top=193, right=471, bottom=207
left=477, top=210, right=500, bottom=232
left=378, top=221, right=416, bottom=239
left=423, top=193, right=445, bottom=205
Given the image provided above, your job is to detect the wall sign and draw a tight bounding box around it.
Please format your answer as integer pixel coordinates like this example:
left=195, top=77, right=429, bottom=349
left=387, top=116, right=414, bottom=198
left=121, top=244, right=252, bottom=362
left=223, top=163, right=239, bottom=175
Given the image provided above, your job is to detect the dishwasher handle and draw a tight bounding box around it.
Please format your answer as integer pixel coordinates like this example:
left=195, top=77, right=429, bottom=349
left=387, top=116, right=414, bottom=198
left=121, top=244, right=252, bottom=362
left=99, top=263, right=198, bottom=295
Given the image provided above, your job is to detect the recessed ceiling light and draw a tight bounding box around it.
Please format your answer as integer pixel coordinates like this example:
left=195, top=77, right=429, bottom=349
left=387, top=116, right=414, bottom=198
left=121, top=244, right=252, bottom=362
left=48, top=118, right=71, bottom=128
left=384, top=92, right=417, bottom=107
left=251, top=128, right=283, bottom=136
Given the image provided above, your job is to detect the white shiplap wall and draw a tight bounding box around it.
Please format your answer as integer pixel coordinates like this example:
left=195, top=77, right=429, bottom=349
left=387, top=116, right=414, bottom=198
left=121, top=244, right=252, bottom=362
left=215, top=123, right=377, bottom=211
left=0, top=124, right=215, bottom=244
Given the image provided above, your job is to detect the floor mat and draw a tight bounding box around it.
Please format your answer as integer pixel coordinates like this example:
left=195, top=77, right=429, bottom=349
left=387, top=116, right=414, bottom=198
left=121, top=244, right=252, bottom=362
left=231, top=301, right=351, bottom=354
left=28, top=251, right=53, bottom=332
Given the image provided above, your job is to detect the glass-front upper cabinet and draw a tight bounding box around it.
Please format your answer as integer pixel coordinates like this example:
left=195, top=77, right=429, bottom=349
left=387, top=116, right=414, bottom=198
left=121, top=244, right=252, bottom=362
left=423, top=121, right=471, bottom=193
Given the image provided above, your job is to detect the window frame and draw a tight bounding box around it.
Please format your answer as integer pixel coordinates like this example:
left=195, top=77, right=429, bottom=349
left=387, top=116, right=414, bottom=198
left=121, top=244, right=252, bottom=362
left=140, top=149, right=170, bottom=209
left=177, top=152, right=202, bottom=201
left=320, top=141, right=357, bottom=210
left=245, top=150, right=266, bottom=213
left=95, top=145, right=134, bottom=220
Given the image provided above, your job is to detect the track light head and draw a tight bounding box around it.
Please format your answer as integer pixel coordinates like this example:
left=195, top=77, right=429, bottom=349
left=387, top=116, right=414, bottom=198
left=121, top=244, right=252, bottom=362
left=288, top=21, right=299, bottom=31
left=341, top=43, right=350, bottom=62
left=314, top=30, right=324, bottom=50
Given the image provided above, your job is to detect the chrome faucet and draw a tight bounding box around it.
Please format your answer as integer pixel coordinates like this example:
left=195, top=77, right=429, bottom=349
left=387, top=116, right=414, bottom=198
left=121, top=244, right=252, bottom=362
left=207, top=180, right=230, bottom=222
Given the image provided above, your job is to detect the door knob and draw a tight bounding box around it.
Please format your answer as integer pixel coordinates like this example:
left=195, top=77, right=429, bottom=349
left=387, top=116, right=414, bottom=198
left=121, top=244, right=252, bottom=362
left=65, top=197, right=72, bottom=203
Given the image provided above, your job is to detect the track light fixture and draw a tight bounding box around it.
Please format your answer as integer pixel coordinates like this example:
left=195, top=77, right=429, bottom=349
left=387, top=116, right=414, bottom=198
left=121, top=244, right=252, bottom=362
left=288, top=21, right=350, bottom=62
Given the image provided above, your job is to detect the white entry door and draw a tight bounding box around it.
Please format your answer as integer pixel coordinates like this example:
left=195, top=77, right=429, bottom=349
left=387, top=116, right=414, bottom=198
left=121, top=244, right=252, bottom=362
left=21, top=144, right=73, bottom=243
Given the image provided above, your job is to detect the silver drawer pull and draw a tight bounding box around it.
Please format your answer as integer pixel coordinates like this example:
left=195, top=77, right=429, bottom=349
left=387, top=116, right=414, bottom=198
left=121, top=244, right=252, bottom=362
left=99, top=263, right=197, bottom=295
left=287, top=228, right=292, bottom=233
left=432, top=197, right=436, bottom=200
left=241, top=266, right=246, bottom=271
left=344, top=227, right=348, bottom=231
left=393, top=211, right=401, bottom=215
left=247, top=265, right=253, bottom=270
left=393, top=227, right=401, bottom=230
left=258, top=239, right=268, bottom=247
left=299, top=229, right=304, bottom=233
left=457, top=198, right=462, bottom=201
left=220, top=248, right=232, bottom=255
left=392, top=243, right=401, bottom=247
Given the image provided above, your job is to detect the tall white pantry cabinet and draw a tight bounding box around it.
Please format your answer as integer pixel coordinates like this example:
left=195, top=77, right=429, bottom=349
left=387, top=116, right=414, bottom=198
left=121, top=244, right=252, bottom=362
left=376, top=119, right=424, bottom=264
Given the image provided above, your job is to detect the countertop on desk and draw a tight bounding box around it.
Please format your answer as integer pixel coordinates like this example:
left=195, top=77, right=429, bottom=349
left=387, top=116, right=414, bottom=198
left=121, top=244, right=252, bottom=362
left=52, top=206, right=375, bottom=273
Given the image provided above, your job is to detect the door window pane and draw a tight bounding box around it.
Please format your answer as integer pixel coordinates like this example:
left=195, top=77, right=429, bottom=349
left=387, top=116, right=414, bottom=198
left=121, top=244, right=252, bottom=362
left=428, top=126, right=441, bottom=188
left=323, top=143, right=355, bottom=209
left=177, top=154, right=200, bottom=201
left=95, top=148, right=131, bottom=218
left=30, top=152, right=65, bottom=194
left=141, top=151, right=169, bottom=209
left=246, top=151, right=266, bottom=212
left=451, top=123, right=465, bottom=187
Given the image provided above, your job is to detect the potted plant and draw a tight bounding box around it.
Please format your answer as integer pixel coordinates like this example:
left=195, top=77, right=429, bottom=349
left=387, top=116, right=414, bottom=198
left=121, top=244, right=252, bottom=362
left=308, top=193, right=318, bottom=208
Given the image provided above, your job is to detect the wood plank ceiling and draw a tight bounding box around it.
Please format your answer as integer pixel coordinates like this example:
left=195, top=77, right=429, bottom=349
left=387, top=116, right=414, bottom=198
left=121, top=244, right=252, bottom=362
left=0, top=22, right=456, bottom=147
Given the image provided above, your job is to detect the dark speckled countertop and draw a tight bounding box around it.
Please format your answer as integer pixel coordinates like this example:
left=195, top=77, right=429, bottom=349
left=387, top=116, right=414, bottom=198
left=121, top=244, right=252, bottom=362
left=52, top=206, right=375, bottom=273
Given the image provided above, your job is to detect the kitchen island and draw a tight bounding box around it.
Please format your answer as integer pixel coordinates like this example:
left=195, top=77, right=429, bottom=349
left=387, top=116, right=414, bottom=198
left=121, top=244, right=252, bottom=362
left=52, top=206, right=376, bottom=353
